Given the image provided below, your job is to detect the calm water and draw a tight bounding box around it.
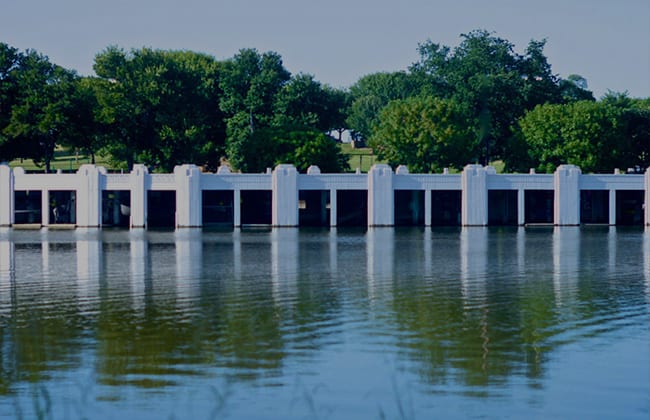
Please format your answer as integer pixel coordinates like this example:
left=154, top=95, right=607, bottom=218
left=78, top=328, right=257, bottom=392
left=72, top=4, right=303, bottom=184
left=0, top=227, right=648, bottom=419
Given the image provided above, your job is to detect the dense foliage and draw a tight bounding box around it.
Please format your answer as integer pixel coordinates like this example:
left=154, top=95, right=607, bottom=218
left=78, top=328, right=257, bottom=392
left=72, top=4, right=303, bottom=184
left=1, top=31, right=649, bottom=174
left=369, top=97, right=474, bottom=172
left=518, top=97, right=650, bottom=173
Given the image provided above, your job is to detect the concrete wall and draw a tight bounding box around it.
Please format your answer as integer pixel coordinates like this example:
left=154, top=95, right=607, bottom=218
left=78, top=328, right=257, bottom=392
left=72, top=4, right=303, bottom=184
left=0, top=162, right=648, bottom=228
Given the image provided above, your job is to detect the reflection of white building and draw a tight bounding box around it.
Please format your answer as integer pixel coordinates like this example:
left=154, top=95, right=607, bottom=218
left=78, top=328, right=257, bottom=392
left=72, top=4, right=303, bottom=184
left=271, top=228, right=298, bottom=303
left=0, top=229, right=14, bottom=313
left=76, top=229, right=102, bottom=300
left=608, top=227, right=617, bottom=276
left=130, top=230, right=147, bottom=310
left=366, top=227, right=394, bottom=305
left=552, top=227, right=580, bottom=307
left=175, top=229, right=203, bottom=306
left=645, top=230, right=650, bottom=308
left=460, top=227, right=488, bottom=305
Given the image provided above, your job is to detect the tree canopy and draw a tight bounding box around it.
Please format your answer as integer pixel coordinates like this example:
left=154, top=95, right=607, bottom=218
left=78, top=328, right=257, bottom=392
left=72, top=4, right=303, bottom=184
left=93, top=47, right=225, bottom=171
left=1, top=45, right=81, bottom=171
left=369, top=96, right=475, bottom=173
left=1, top=32, right=648, bottom=174
left=518, top=95, right=650, bottom=173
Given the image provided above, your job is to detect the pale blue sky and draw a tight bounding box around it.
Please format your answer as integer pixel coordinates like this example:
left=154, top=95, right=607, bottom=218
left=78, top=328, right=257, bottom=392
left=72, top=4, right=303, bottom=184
left=2, top=0, right=649, bottom=98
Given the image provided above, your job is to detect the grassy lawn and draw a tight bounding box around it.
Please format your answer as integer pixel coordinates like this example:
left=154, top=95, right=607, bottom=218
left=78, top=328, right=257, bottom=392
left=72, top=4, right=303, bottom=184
left=339, top=143, right=382, bottom=173
left=9, top=149, right=112, bottom=172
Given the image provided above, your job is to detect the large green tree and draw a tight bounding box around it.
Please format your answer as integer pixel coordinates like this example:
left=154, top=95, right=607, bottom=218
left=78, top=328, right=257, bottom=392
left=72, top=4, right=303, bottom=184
left=94, top=47, right=225, bottom=171
left=2, top=48, right=78, bottom=172
left=518, top=101, right=628, bottom=173
left=369, top=96, right=475, bottom=173
left=61, top=76, right=108, bottom=164
left=346, top=71, right=424, bottom=141
left=273, top=73, right=349, bottom=134
left=219, top=48, right=290, bottom=135
left=220, top=50, right=349, bottom=172
left=0, top=43, right=22, bottom=161
left=411, top=30, right=580, bottom=171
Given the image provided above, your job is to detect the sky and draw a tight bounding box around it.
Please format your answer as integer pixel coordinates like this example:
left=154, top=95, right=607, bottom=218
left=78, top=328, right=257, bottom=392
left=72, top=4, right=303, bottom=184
left=2, top=0, right=649, bottom=99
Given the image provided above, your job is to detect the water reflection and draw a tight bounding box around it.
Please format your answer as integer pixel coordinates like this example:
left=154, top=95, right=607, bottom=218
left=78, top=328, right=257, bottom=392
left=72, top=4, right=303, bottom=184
left=0, top=229, right=14, bottom=311
left=271, top=228, right=298, bottom=302
left=0, top=228, right=648, bottom=418
left=643, top=227, right=650, bottom=313
left=460, top=227, right=488, bottom=304
left=76, top=230, right=102, bottom=300
left=129, top=230, right=147, bottom=309
left=175, top=229, right=202, bottom=305
left=553, top=227, right=580, bottom=307
left=367, top=228, right=394, bottom=305
left=646, top=229, right=650, bottom=308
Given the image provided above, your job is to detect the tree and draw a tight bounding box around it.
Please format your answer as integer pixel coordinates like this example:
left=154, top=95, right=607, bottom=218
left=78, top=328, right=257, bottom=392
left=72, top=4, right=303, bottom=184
left=602, top=92, right=650, bottom=169
left=518, top=101, right=626, bottom=173
left=272, top=73, right=348, bottom=133
left=347, top=71, right=424, bottom=141
left=411, top=30, right=571, bottom=170
left=0, top=43, right=22, bottom=161
left=60, top=76, right=107, bottom=164
left=94, top=47, right=225, bottom=170
left=559, top=74, right=595, bottom=103
left=219, top=48, right=290, bottom=134
left=369, top=96, right=475, bottom=173
left=2, top=49, right=78, bottom=172
left=226, top=126, right=348, bottom=173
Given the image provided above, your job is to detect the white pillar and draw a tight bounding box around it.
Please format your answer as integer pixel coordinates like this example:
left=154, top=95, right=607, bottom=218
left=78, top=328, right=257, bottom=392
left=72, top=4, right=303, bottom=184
left=42, top=189, right=50, bottom=226
left=0, top=164, right=14, bottom=226
left=174, top=164, right=202, bottom=228
left=609, top=189, right=617, bottom=225
left=517, top=188, right=525, bottom=226
left=130, top=164, right=149, bottom=228
left=424, top=189, right=432, bottom=227
left=368, top=164, right=394, bottom=226
left=233, top=189, right=241, bottom=227
left=272, top=164, right=298, bottom=227
left=461, top=164, right=490, bottom=226
left=554, top=164, right=581, bottom=226
left=329, top=188, right=337, bottom=227
left=76, top=164, right=105, bottom=227
left=645, top=167, right=650, bottom=226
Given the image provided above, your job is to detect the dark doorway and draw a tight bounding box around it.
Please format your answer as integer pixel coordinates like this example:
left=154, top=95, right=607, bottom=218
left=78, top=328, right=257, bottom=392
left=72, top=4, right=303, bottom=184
left=525, top=190, right=554, bottom=224
left=299, top=190, right=330, bottom=227
left=102, top=191, right=131, bottom=227
left=147, top=191, right=176, bottom=228
left=337, top=190, right=367, bottom=227
left=580, top=190, right=609, bottom=224
left=49, top=191, right=76, bottom=224
left=616, top=190, right=644, bottom=226
left=14, top=190, right=42, bottom=224
left=395, top=190, right=424, bottom=226
left=203, top=190, right=234, bottom=226
left=240, top=190, right=272, bottom=225
left=488, top=190, right=518, bottom=226
left=431, top=190, right=461, bottom=226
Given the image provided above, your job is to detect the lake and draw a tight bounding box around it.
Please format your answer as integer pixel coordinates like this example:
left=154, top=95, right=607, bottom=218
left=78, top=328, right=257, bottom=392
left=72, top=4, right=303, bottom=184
left=0, top=227, right=648, bottom=419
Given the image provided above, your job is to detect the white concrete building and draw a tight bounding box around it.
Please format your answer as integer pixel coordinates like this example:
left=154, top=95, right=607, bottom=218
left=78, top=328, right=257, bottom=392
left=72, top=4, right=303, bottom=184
left=0, top=162, right=648, bottom=228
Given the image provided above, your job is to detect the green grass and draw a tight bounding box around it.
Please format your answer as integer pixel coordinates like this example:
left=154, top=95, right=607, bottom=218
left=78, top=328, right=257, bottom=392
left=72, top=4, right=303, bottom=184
left=339, top=143, right=383, bottom=173
left=9, top=149, right=112, bottom=172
